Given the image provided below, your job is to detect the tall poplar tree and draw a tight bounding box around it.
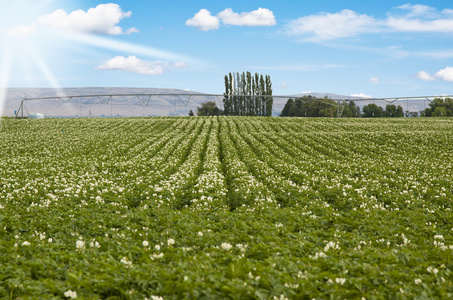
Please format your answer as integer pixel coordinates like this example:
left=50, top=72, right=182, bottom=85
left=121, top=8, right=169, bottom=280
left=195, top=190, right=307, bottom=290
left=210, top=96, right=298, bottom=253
left=259, top=75, right=265, bottom=116
left=254, top=73, right=260, bottom=116
left=223, top=71, right=273, bottom=116
left=265, top=75, right=273, bottom=116
left=223, top=75, right=230, bottom=115
left=246, top=72, right=252, bottom=115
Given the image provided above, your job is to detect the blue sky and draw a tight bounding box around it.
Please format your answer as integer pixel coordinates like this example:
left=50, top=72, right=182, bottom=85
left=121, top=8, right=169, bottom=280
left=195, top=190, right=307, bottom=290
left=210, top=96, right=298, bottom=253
left=1, top=0, right=453, bottom=98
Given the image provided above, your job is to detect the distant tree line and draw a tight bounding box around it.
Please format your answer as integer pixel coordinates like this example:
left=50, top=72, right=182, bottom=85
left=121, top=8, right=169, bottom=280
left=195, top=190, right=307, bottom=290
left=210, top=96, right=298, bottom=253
left=280, top=96, right=360, bottom=117
left=223, top=72, right=273, bottom=116
left=198, top=83, right=453, bottom=118
left=362, top=99, right=453, bottom=118
left=279, top=96, right=424, bottom=118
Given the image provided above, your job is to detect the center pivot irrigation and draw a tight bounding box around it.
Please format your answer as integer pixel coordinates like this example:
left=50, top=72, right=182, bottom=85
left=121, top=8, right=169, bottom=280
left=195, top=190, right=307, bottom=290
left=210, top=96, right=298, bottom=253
left=14, top=93, right=451, bottom=118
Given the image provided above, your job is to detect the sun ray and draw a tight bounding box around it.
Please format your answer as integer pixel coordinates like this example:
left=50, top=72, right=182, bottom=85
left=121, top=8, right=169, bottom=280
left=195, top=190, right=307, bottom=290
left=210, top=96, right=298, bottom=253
left=1, top=1, right=199, bottom=118
left=25, top=40, right=78, bottom=117
left=1, top=0, right=71, bottom=117
left=26, top=41, right=65, bottom=95
left=59, top=32, right=197, bottom=63
left=0, top=43, right=14, bottom=118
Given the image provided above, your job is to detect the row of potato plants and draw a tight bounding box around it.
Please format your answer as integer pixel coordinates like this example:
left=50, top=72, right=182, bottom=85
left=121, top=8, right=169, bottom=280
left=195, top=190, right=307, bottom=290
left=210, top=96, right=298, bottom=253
left=0, top=117, right=452, bottom=299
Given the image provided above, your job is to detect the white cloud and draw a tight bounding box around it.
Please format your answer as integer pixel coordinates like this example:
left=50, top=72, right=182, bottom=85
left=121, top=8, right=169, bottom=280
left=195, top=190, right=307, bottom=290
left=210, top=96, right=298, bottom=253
left=352, top=45, right=408, bottom=59
left=186, top=7, right=276, bottom=30
left=387, top=17, right=453, bottom=33
left=443, top=9, right=453, bottom=16
left=350, top=93, right=372, bottom=98
left=0, top=25, right=36, bottom=39
left=417, top=50, right=453, bottom=59
left=417, top=71, right=435, bottom=81
left=95, top=56, right=187, bottom=75
left=218, top=8, right=276, bottom=26
left=396, top=4, right=437, bottom=18
left=96, top=56, right=165, bottom=75
left=185, top=9, right=219, bottom=31
left=126, top=28, right=140, bottom=34
left=416, top=67, right=453, bottom=82
left=286, top=4, right=453, bottom=41
left=173, top=61, right=187, bottom=69
left=281, top=81, right=288, bottom=88
left=247, top=63, right=343, bottom=71
left=286, top=9, right=378, bottom=41
left=38, top=3, right=137, bottom=35
left=369, top=77, right=380, bottom=84
left=435, top=66, right=453, bottom=82
left=387, top=4, right=453, bottom=33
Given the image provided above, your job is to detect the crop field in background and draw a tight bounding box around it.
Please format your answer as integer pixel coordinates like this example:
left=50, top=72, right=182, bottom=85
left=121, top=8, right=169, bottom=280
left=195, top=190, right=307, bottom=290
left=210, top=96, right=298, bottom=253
left=1, top=116, right=453, bottom=299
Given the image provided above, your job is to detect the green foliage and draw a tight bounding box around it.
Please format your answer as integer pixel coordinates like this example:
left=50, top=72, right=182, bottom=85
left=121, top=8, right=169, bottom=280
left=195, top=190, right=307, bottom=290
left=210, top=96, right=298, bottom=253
left=355, top=103, right=408, bottom=118
left=395, top=105, right=405, bottom=117
left=1, top=117, right=453, bottom=299
left=280, top=96, right=354, bottom=117
left=423, top=97, right=453, bottom=117
left=341, top=101, right=361, bottom=117
left=433, top=106, right=447, bottom=117
left=362, top=103, right=383, bottom=117
left=196, top=101, right=222, bottom=116
left=383, top=104, right=405, bottom=117
left=281, top=98, right=297, bottom=117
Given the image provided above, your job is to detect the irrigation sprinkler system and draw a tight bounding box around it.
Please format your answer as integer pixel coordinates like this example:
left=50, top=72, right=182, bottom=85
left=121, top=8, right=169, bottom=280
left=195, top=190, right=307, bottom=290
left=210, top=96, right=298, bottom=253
left=14, top=93, right=452, bottom=119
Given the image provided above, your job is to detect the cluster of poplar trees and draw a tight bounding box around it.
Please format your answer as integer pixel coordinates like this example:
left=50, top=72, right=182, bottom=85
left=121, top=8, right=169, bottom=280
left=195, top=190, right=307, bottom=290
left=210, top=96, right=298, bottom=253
left=223, top=72, right=273, bottom=116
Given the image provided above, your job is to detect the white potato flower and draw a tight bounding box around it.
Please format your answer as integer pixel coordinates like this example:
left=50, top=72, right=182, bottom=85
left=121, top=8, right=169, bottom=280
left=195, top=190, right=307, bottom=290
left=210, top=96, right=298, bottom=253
left=220, top=242, right=232, bottom=251
left=76, top=240, right=85, bottom=249
left=64, top=290, right=77, bottom=299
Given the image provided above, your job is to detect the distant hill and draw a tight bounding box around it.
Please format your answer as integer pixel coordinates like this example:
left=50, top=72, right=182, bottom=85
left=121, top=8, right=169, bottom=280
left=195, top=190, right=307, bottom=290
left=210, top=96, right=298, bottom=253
left=289, top=92, right=362, bottom=100
left=1, top=88, right=429, bottom=117
left=1, top=87, right=218, bottom=117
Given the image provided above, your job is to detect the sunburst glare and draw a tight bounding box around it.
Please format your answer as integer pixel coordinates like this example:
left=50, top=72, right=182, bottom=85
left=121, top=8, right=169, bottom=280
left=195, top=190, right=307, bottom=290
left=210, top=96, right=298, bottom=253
left=0, top=0, right=72, bottom=118
left=0, top=0, right=196, bottom=118
left=0, top=44, right=13, bottom=118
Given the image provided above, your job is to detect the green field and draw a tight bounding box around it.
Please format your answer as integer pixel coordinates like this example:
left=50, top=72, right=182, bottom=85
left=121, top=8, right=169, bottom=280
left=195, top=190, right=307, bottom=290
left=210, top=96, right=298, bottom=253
left=1, top=117, right=453, bottom=299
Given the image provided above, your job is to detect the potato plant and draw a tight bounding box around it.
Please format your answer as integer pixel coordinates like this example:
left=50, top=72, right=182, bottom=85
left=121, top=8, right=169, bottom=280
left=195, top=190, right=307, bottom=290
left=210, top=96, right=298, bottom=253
left=0, top=116, right=452, bottom=299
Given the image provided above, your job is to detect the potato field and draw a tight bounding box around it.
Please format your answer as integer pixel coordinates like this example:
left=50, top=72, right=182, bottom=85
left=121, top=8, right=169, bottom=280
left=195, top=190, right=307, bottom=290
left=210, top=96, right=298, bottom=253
left=1, top=116, right=453, bottom=299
